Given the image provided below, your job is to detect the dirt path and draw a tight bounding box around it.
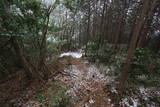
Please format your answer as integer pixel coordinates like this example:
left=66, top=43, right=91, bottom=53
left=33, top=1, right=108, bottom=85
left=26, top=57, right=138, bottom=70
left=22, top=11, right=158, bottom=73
left=55, top=58, right=113, bottom=107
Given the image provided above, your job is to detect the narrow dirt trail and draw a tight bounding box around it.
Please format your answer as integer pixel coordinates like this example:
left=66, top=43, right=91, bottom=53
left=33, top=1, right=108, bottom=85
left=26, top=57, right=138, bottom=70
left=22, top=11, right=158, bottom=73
left=55, top=58, right=113, bottom=107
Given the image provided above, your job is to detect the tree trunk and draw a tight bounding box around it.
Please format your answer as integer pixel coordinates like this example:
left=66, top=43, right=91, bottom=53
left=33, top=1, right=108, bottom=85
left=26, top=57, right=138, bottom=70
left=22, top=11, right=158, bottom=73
left=98, top=0, right=107, bottom=48
left=85, top=0, right=91, bottom=56
left=118, top=0, right=156, bottom=96
left=38, top=5, right=56, bottom=79
left=136, top=0, right=158, bottom=48
left=113, top=0, right=126, bottom=53
left=11, top=36, right=33, bottom=79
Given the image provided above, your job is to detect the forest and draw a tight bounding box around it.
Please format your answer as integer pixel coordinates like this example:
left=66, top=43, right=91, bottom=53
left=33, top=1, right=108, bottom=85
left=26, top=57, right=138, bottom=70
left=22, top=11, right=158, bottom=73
left=0, top=0, right=160, bottom=107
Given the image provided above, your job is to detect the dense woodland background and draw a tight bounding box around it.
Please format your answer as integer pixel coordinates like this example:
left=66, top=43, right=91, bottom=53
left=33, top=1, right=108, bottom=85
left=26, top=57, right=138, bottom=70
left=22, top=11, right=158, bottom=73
left=0, top=0, right=160, bottom=106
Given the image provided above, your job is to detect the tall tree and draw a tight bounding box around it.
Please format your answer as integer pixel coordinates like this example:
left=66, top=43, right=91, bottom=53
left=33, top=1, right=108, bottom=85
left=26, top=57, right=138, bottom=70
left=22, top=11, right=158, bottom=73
left=118, top=0, right=158, bottom=95
left=38, top=4, right=56, bottom=79
left=113, top=0, right=127, bottom=52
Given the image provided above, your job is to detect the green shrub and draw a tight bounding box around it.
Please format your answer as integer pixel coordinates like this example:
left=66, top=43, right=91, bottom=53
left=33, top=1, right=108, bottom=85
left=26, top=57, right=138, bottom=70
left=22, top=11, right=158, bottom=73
left=128, top=48, right=160, bottom=86
left=33, top=81, right=72, bottom=107
left=129, top=48, right=152, bottom=77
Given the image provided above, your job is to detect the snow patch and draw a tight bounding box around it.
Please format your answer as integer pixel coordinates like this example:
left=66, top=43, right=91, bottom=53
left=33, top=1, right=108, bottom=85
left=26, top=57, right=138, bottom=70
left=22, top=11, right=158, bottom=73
left=60, top=52, right=82, bottom=58
left=10, top=5, right=23, bottom=16
left=111, top=87, right=118, bottom=94
left=27, top=10, right=33, bottom=14
left=121, top=98, right=138, bottom=107
left=89, top=98, right=94, bottom=104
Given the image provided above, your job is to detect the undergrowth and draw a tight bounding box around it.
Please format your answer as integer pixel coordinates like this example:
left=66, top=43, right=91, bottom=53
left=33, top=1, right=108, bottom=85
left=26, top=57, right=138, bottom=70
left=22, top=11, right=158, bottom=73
left=33, top=81, right=73, bottom=107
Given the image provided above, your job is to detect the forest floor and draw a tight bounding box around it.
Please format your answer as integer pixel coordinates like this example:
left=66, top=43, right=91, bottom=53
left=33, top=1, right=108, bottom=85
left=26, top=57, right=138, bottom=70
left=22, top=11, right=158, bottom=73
left=0, top=53, right=160, bottom=107
left=54, top=58, right=113, bottom=107
left=24, top=58, right=114, bottom=107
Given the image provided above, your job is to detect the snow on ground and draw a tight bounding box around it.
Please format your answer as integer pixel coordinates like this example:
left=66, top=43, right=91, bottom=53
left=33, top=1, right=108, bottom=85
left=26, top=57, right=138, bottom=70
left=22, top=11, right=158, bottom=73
left=55, top=59, right=113, bottom=107
left=121, top=98, right=138, bottom=107
left=119, top=86, right=160, bottom=107
left=55, top=56, right=160, bottom=107
left=60, top=52, right=83, bottom=58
